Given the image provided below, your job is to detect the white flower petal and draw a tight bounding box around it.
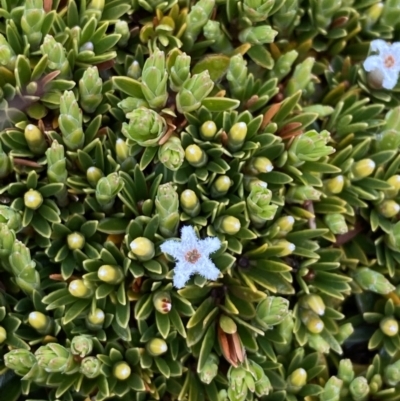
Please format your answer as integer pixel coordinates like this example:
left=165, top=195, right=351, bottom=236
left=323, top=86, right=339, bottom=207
left=198, top=237, right=221, bottom=256
left=160, top=239, right=183, bottom=259
left=180, top=226, right=199, bottom=250
left=161, top=225, right=222, bottom=288
left=363, top=55, right=382, bottom=72
left=173, top=261, right=193, bottom=288
left=193, top=256, right=220, bottom=281
left=382, top=70, right=399, bottom=90
left=370, top=39, right=389, bottom=53
left=390, top=43, right=400, bottom=70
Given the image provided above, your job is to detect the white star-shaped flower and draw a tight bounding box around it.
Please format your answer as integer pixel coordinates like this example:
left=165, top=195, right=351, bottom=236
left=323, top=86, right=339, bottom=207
left=363, top=39, right=400, bottom=90
left=160, top=226, right=221, bottom=289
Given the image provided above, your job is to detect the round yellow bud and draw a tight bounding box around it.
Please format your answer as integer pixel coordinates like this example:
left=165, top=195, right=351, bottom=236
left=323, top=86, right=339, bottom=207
left=378, top=200, right=400, bottom=218
left=273, top=215, right=295, bottom=238
left=26, top=82, right=38, bottom=95
left=115, top=138, right=129, bottom=162
left=380, top=317, right=399, bottom=337
left=200, top=121, right=217, bottom=139
left=244, top=177, right=268, bottom=191
left=87, top=167, right=104, bottom=187
left=185, top=144, right=207, bottom=167
left=351, top=159, right=376, bottom=180
left=0, top=326, right=6, bottom=344
left=24, top=189, right=43, bottom=210
left=229, top=122, right=247, bottom=142
left=228, top=122, right=247, bottom=152
left=253, top=157, right=274, bottom=173
left=212, top=175, right=232, bottom=197
left=325, top=175, right=345, bottom=194
left=385, top=175, right=400, bottom=198
left=97, top=265, right=124, bottom=284
left=288, top=368, right=308, bottom=388
left=28, top=311, right=49, bottom=331
left=87, top=308, right=105, bottom=325
left=302, top=294, right=325, bottom=316
left=67, top=232, right=86, bottom=250
left=273, top=239, right=296, bottom=256
left=24, top=124, right=43, bottom=143
left=146, top=338, right=168, bottom=356
left=180, top=189, right=199, bottom=210
left=300, top=309, right=324, bottom=334
left=69, top=279, right=92, bottom=298
left=113, top=361, right=131, bottom=380
left=130, top=237, right=155, bottom=261
left=220, top=216, right=241, bottom=235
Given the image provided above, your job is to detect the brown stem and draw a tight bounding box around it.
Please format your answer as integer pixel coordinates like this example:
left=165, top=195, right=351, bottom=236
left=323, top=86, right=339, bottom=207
left=13, top=158, right=41, bottom=168
left=304, top=201, right=316, bottom=229
left=158, top=125, right=176, bottom=146
left=335, top=221, right=365, bottom=246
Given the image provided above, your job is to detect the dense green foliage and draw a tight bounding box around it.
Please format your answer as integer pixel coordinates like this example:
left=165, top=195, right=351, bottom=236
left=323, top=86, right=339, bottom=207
left=0, top=0, right=400, bottom=400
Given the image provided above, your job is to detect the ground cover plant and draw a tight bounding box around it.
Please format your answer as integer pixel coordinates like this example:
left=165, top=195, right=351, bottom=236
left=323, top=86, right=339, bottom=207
left=1, top=0, right=400, bottom=400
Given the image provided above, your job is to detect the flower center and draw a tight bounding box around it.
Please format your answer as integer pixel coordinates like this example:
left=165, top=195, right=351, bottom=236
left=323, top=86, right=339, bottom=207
left=185, top=249, right=201, bottom=264
left=385, top=55, right=395, bottom=68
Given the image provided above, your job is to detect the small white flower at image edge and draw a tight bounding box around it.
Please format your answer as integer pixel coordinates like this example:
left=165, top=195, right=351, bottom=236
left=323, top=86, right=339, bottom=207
left=363, top=39, right=400, bottom=90
left=160, top=226, right=222, bottom=289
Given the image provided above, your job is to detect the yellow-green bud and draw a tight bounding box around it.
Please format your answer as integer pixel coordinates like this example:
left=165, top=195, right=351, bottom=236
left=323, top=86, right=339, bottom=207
left=287, top=368, right=307, bottom=393
left=87, top=308, right=105, bottom=325
left=146, top=338, right=168, bottom=356
left=301, top=294, right=325, bottom=316
left=153, top=291, right=172, bottom=314
left=24, top=189, right=43, bottom=210
left=325, top=175, right=345, bottom=194
left=324, top=213, right=348, bottom=235
left=180, top=189, right=201, bottom=216
left=364, top=3, right=383, bottom=28
left=115, top=138, right=129, bottom=163
left=217, top=216, right=241, bottom=235
left=69, top=279, right=93, bottom=298
left=87, top=167, right=104, bottom=187
left=351, top=159, right=376, bottom=180
left=252, top=157, right=274, bottom=173
left=211, top=175, right=232, bottom=198
left=0, top=326, right=6, bottom=343
left=338, top=359, right=354, bottom=383
left=272, top=239, right=296, bottom=256
left=300, top=309, right=324, bottom=334
left=369, top=373, right=382, bottom=394
left=244, top=177, right=268, bottom=192
left=337, top=322, right=354, bottom=344
left=385, top=175, right=400, bottom=198
left=228, top=122, right=247, bottom=152
left=380, top=317, right=399, bottom=337
left=127, top=61, right=141, bottom=79
left=271, top=215, right=295, bottom=238
left=349, top=377, right=370, bottom=401
left=200, top=121, right=217, bottom=140
left=26, top=82, right=38, bottom=95
left=113, top=361, right=131, bottom=380
left=130, top=237, right=155, bottom=261
left=67, top=232, right=86, bottom=250
left=378, top=200, right=400, bottom=218
left=24, top=124, right=47, bottom=155
left=97, top=265, right=124, bottom=285
left=185, top=144, right=208, bottom=167
left=219, top=315, right=237, bottom=334
left=28, top=311, right=51, bottom=334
